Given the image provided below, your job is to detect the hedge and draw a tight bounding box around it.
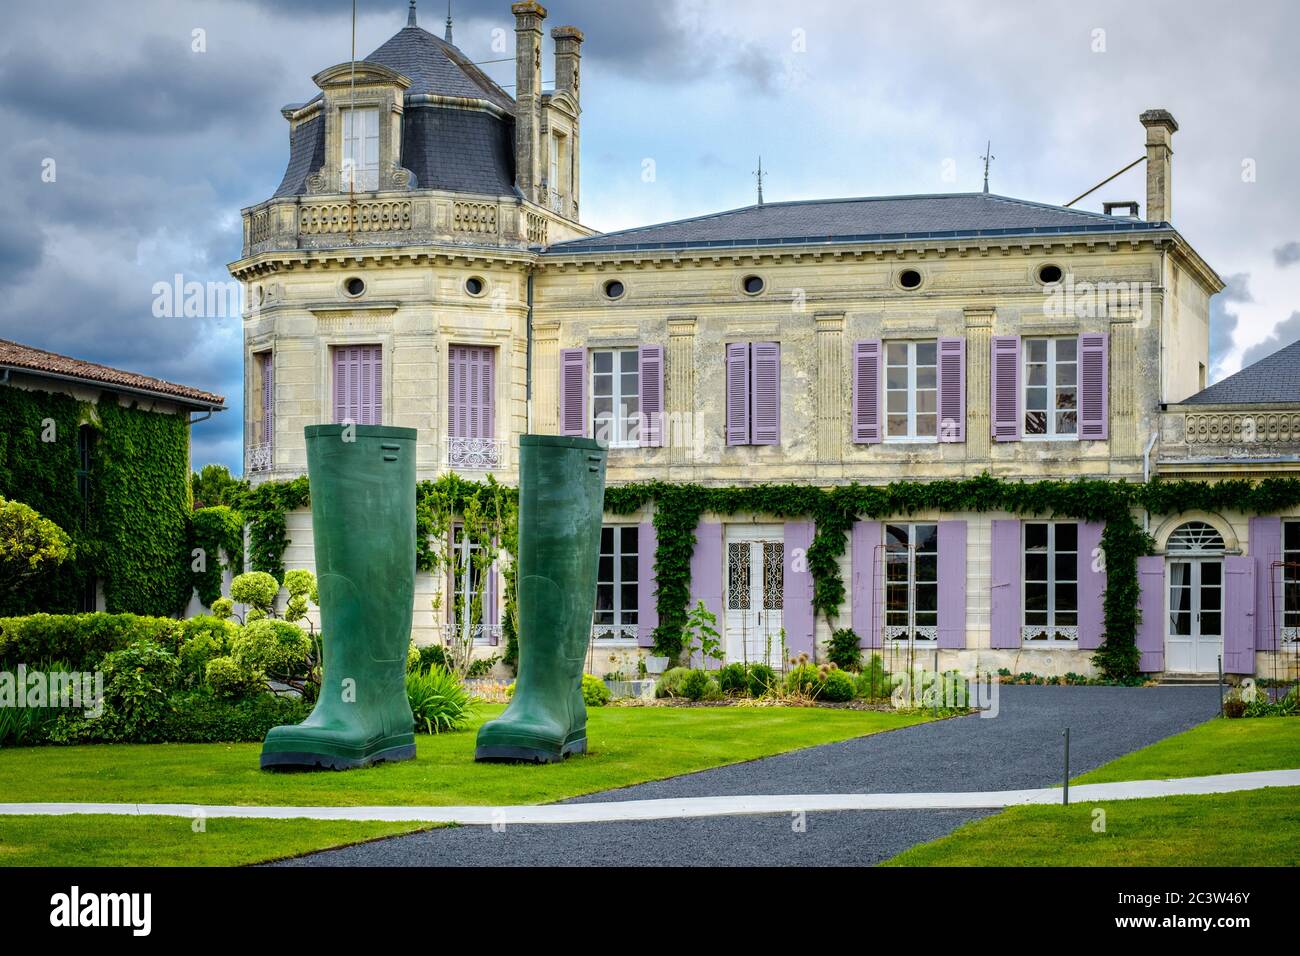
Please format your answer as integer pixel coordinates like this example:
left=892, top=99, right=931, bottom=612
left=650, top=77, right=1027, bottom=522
left=0, top=613, right=184, bottom=671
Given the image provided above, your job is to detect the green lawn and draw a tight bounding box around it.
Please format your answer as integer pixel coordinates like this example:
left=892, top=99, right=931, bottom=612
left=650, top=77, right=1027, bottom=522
left=0, top=815, right=436, bottom=867
left=886, top=717, right=1300, bottom=867
left=0, top=704, right=928, bottom=866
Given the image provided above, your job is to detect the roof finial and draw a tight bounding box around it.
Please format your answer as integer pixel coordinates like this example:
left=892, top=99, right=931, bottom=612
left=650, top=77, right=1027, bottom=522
left=407, top=0, right=417, bottom=27
left=980, top=140, right=995, bottom=194
left=754, top=156, right=765, bottom=207
left=445, top=0, right=453, bottom=42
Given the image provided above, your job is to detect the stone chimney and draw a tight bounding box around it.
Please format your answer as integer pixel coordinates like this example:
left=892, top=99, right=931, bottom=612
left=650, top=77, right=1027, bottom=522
left=551, top=25, right=584, bottom=102
left=1140, top=109, right=1178, bottom=223
left=512, top=2, right=547, bottom=203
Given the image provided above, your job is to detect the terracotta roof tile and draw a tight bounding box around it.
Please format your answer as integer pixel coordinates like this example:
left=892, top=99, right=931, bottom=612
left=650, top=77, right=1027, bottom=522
left=0, top=339, right=225, bottom=409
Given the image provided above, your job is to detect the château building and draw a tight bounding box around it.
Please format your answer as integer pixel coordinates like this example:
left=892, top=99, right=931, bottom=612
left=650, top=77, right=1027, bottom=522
left=229, top=1, right=1299, bottom=681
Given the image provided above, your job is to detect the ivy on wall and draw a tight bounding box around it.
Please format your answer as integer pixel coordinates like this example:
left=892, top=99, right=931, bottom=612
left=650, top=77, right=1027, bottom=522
left=216, top=472, right=1300, bottom=682
left=190, top=505, right=246, bottom=606
left=0, top=386, right=194, bottom=618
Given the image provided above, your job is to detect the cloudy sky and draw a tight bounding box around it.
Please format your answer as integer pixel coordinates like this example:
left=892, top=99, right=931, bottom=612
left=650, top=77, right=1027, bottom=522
left=2, top=0, right=1297, bottom=472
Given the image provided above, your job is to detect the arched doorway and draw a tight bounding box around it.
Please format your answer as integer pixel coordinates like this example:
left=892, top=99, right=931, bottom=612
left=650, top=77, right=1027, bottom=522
left=1165, top=521, right=1226, bottom=673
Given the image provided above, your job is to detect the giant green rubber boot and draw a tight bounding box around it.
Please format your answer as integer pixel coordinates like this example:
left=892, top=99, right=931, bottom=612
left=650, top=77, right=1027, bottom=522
left=260, top=424, right=418, bottom=771
left=475, top=435, right=607, bottom=763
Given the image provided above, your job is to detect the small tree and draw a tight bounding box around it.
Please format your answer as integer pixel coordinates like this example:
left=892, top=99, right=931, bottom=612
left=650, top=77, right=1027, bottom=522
left=191, top=464, right=248, bottom=510
left=681, top=600, right=724, bottom=669
left=229, top=571, right=279, bottom=622
left=0, top=496, right=73, bottom=602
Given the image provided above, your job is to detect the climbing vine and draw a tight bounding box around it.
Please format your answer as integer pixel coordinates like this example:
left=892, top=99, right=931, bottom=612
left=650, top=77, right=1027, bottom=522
left=190, top=505, right=246, bottom=606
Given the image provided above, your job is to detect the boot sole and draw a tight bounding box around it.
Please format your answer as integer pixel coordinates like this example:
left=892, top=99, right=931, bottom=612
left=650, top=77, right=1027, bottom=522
left=474, top=736, right=587, bottom=764
left=260, top=743, right=416, bottom=772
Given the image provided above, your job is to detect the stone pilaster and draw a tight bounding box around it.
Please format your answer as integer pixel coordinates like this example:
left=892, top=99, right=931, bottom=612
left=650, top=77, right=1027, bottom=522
left=815, top=312, right=845, bottom=462
left=667, top=315, right=697, bottom=465
left=1110, top=312, right=1137, bottom=461
left=512, top=2, right=547, bottom=203
left=964, top=307, right=995, bottom=462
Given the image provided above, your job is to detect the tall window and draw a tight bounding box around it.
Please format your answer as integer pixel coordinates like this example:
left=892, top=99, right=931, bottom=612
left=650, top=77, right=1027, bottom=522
left=341, top=107, right=379, bottom=191
left=447, top=346, right=497, bottom=469
left=332, top=345, right=382, bottom=425
left=594, top=526, right=639, bottom=641
left=1283, top=521, right=1300, bottom=638
left=450, top=525, right=493, bottom=643
left=1024, top=337, right=1078, bottom=437
left=885, top=341, right=938, bottom=440
left=884, top=523, right=938, bottom=643
left=592, top=349, right=640, bottom=447
left=1023, top=522, right=1078, bottom=642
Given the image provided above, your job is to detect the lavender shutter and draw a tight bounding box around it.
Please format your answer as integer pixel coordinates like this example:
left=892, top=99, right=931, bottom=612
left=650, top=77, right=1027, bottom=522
left=639, top=345, right=664, bottom=448
left=783, top=521, right=815, bottom=658
left=852, top=520, right=882, bottom=648
left=1136, top=555, right=1165, bottom=672
left=478, top=348, right=494, bottom=440
left=937, top=521, right=967, bottom=648
left=261, top=352, right=274, bottom=458
left=751, top=342, right=781, bottom=446
left=365, top=346, right=382, bottom=425
left=688, top=521, right=724, bottom=667
left=559, top=348, right=586, bottom=437
left=991, top=336, right=1021, bottom=442
left=852, top=340, right=882, bottom=444
left=448, top=346, right=466, bottom=439
left=1079, top=333, right=1109, bottom=440
left=726, top=343, right=751, bottom=445
left=1249, top=517, right=1281, bottom=652
left=333, top=348, right=347, bottom=423
left=1224, top=556, right=1255, bottom=674
left=937, top=338, right=966, bottom=443
left=1076, top=522, right=1107, bottom=650
left=989, top=519, right=1022, bottom=648
left=637, top=521, right=658, bottom=648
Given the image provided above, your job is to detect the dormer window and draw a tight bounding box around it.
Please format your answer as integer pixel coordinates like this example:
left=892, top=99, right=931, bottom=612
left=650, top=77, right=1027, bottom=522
left=341, top=107, right=380, bottom=192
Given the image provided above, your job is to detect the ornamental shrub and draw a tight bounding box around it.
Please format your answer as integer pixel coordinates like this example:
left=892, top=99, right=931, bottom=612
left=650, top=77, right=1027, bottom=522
left=230, top=618, right=312, bottom=683
left=582, top=673, right=612, bottom=707
left=96, top=640, right=180, bottom=742
left=154, top=691, right=309, bottom=744
left=655, top=666, right=692, bottom=698
left=826, top=628, right=863, bottom=672
left=0, top=613, right=183, bottom=672
left=785, top=661, right=821, bottom=696
left=205, top=656, right=264, bottom=700
left=679, top=668, right=718, bottom=702
left=177, top=615, right=238, bottom=687
left=406, top=664, right=477, bottom=733
left=715, top=662, right=749, bottom=695
left=819, top=667, right=856, bottom=703
left=855, top=654, right=892, bottom=700
left=0, top=496, right=73, bottom=603
left=210, top=597, right=234, bottom=620
left=230, top=571, right=280, bottom=616
left=746, top=662, right=778, bottom=697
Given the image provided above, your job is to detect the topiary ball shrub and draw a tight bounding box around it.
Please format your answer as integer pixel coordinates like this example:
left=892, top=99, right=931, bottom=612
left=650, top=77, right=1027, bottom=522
left=230, top=571, right=280, bottom=615
left=715, top=662, right=748, bottom=696
left=205, top=656, right=264, bottom=700
left=819, top=667, right=856, bottom=703
left=231, top=619, right=312, bottom=683
left=655, top=666, right=692, bottom=698
left=177, top=615, right=238, bottom=687
left=746, top=662, right=777, bottom=697
left=582, top=673, right=612, bottom=707
left=679, top=668, right=719, bottom=702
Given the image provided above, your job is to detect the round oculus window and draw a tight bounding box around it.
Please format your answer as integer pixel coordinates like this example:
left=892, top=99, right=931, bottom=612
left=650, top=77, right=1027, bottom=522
left=344, top=277, right=366, bottom=297
left=465, top=277, right=486, bottom=296
left=1038, top=264, right=1064, bottom=285
left=603, top=279, right=626, bottom=300
left=742, top=275, right=766, bottom=295
left=898, top=269, right=923, bottom=290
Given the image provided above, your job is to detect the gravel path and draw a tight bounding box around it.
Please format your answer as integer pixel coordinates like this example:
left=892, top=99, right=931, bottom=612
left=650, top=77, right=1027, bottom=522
left=270, top=685, right=1219, bottom=867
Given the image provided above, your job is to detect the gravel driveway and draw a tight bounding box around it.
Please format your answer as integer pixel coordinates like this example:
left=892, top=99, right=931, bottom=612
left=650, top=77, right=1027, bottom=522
left=270, top=685, right=1219, bottom=867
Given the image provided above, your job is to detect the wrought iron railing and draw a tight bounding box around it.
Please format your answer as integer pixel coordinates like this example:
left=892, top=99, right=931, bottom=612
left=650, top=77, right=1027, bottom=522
left=246, top=442, right=273, bottom=474
left=445, top=437, right=507, bottom=471
left=592, top=623, right=639, bottom=642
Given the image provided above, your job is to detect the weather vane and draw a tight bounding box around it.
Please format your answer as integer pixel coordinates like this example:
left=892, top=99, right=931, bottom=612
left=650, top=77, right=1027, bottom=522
left=754, top=156, right=766, bottom=207
left=980, top=140, right=995, bottom=194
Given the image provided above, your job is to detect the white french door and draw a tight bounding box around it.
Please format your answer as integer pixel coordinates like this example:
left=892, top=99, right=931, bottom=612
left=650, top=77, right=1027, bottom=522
left=1165, top=558, right=1223, bottom=673
left=725, top=525, right=784, bottom=667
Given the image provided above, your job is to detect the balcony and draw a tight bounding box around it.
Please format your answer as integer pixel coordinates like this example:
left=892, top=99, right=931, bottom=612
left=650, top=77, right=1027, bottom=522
left=445, top=437, right=507, bottom=472
left=592, top=623, right=639, bottom=643
left=246, top=442, right=273, bottom=475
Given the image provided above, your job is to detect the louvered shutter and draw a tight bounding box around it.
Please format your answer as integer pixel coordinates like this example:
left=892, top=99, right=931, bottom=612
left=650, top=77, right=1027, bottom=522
left=991, top=336, right=1021, bottom=442
left=937, top=337, right=966, bottom=443
left=726, top=343, right=750, bottom=446
left=852, top=340, right=882, bottom=444
left=1079, top=333, right=1109, bottom=440
left=559, top=348, right=586, bottom=437
left=750, top=342, right=780, bottom=446
left=639, top=345, right=664, bottom=448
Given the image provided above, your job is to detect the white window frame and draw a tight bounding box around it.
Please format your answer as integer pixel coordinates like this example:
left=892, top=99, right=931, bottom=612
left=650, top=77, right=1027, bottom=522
left=450, top=525, right=494, bottom=645
left=883, top=522, right=939, bottom=644
left=341, top=107, right=380, bottom=192
left=1022, top=521, right=1079, bottom=643
left=594, top=525, right=639, bottom=643
left=1022, top=336, right=1079, bottom=440
left=591, top=348, right=641, bottom=448
left=883, top=340, right=939, bottom=442
left=1282, top=520, right=1300, bottom=643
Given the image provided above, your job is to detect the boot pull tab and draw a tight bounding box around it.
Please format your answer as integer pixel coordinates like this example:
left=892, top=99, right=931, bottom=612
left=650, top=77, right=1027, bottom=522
left=586, top=454, right=603, bottom=473
left=381, top=443, right=401, bottom=463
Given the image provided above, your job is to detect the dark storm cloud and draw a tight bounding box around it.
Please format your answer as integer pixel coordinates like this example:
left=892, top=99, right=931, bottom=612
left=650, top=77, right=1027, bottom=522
left=1209, top=273, right=1250, bottom=379
left=0, top=35, right=283, bottom=134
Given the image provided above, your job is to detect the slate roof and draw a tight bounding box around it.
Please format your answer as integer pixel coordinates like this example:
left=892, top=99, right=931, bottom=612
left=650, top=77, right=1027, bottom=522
left=1181, top=339, right=1300, bottom=405
left=0, top=339, right=226, bottom=410
left=365, top=25, right=515, bottom=113
left=270, top=23, right=517, bottom=200
left=546, top=193, right=1169, bottom=254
